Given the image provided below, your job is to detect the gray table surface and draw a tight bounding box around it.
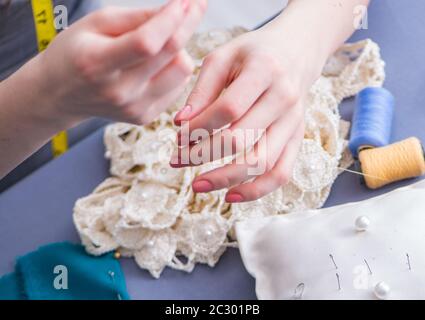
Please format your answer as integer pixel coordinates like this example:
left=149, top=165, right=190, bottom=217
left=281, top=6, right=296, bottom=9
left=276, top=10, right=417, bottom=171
left=1, top=1, right=425, bottom=300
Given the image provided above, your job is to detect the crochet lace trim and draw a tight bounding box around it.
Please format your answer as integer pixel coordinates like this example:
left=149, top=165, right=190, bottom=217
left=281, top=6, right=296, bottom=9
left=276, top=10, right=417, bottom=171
left=73, top=28, right=385, bottom=278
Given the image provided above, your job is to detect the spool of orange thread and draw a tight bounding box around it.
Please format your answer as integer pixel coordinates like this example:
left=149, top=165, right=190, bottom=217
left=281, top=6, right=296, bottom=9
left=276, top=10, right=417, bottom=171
left=359, top=137, right=425, bottom=189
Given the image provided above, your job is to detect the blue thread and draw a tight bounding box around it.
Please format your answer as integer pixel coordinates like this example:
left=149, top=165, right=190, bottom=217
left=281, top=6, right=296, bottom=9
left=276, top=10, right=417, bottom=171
left=349, top=87, right=395, bottom=157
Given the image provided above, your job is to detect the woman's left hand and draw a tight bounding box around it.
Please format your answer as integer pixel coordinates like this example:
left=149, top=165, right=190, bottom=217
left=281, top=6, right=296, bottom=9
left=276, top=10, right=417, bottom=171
left=170, top=27, right=327, bottom=203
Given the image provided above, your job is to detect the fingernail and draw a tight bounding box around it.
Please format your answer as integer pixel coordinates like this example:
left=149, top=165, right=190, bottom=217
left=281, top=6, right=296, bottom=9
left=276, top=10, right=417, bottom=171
left=193, top=180, right=214, bottom=193
left=226, top=193, right=244, bottom=203
left=174, top=105, right=192, bottom=124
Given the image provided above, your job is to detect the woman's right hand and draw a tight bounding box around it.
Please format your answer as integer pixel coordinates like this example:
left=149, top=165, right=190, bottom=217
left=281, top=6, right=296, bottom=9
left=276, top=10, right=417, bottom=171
left=33, top=0, right=207, bottom=127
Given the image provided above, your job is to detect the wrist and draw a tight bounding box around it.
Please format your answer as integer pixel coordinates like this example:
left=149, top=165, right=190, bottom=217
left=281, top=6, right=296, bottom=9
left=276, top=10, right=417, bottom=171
left=270, top=0, right=367, bottom=64
left=0, top=56, right=80, bottom=178
left=254, top=25, right=327, bottom=88
left=24, top=54, right=83, bottom=131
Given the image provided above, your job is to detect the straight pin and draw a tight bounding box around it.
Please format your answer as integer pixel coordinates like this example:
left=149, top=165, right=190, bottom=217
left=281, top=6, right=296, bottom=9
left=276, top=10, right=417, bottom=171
left=108, top=270, right=122, bottom=300
left=329, top=254, right=338, bottom=270
left=336, top=273, right=341, bottom=291
left=406, top=253, right=412, bottom=271
left=364, top=259, right=372, bottom=275
left=293, top=283, right=305, bottom=300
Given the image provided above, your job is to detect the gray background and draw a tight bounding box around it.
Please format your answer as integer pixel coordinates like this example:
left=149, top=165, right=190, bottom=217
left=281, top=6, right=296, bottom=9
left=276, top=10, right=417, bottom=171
left=101, top=0, right=287, bottom=32
left=1, top=1, right=425, bottom=299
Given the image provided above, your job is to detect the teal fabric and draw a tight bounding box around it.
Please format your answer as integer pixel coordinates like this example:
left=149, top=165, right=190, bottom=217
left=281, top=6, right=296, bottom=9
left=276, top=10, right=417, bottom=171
left=0, top=242, right=130, bottom=300
left=0, top=273, right=23, bottom=300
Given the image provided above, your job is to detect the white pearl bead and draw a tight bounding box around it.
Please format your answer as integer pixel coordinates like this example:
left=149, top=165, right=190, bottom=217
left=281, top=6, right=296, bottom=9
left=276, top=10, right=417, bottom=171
left=374, top=281, right=390, bottom=300
left=147, top=240, right=155, bottom=247
left=355, top=216, right=370, bottom=232
left=205, top=229, right=213, bottom=237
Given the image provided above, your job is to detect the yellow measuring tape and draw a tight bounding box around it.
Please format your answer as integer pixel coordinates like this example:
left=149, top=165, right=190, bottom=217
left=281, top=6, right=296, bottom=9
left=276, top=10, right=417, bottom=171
left=31, top=0, right=68, bottom=157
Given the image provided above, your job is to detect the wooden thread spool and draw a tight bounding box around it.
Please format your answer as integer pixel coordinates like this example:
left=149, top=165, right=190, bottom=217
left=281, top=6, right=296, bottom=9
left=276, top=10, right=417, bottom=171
left=359, top=137, right=425, bottom=189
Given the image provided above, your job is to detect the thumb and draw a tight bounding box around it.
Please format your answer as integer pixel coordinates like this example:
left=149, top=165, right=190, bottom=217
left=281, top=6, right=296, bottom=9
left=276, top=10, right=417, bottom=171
left=87, top=6, right=156, bottom=36
left=174, top=51, right=233, bottom=125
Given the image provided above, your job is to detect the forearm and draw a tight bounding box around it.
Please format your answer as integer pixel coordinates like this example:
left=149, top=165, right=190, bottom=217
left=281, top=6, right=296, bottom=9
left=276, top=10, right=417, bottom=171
left=0, top=0, right=206, bottom=180
left=0, top=57, right=76, bottom=179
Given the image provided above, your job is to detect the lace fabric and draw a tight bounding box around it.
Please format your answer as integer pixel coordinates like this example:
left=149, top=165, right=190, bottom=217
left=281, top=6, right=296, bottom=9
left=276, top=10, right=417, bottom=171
left=73, top=28, right=385, bottom=278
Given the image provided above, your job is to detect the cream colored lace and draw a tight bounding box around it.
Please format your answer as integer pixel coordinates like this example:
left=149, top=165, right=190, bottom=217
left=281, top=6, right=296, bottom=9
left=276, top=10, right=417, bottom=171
left=73, top=28, right=385, bottom=278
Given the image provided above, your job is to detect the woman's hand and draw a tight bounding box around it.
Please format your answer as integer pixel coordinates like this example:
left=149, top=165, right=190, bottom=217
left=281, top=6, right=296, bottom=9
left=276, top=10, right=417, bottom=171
left=171, top=0, right=368, bottom=203
left=36, top=0, right=207, bottom=126
left=0, top=0, right=207, bottom=178
left=171, top=29, right=318, bottom=203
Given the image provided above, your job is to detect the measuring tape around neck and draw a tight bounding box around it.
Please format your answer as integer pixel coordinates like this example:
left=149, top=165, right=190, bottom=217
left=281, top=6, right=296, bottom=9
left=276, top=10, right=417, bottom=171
left=31, top=0, right=68, bottom=157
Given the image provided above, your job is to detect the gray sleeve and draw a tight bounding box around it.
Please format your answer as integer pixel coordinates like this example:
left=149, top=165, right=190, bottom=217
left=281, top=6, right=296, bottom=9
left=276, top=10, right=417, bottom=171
left=0, top=0, right=101, bottom=80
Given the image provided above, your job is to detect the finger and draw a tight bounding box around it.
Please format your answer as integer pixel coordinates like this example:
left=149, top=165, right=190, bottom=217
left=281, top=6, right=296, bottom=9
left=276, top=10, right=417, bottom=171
left=140, top=78, right=191, bottom=125
left=182, top=87, right=293, bottom=155
left=118, top=50, right=177, bottom=89
left=95, top=0, right=189, bottom=72
left=119, top=51, right=193, bottom=123
left=229, top=84, right=296, bottom=134
left=226, top=122, right=305, bottom=203
left=118, top=0, right=206, bottom=86
left=171, top=119, right=264, bottom=168
left=172, top=90, right=302, bottom=167
left=146, top=78, right=191, bottom=122
left=174, top=48, right=236, bottom=125
left=178, top=57, right=271, bottom=145
left=111, top=77, right=190, bottom=125
left=190, top=108, right=303, bottom=193
left=85, top=6, right=157, bottom=35
left=143, top=51, right=194, bottom=102
left=163, top=0, right=207, bottom=54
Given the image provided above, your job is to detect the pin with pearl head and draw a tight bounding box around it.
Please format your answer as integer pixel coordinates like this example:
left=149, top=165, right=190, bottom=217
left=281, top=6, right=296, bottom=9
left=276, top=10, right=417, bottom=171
left=374, top=281, right=391, bottom=300
left=108, top=270, right=123, bottom=300
left=352, top=217, right=392, bottom=299
left=348, top=87, right=425, bottom=189
left=355, top=215, right=370, bottom=232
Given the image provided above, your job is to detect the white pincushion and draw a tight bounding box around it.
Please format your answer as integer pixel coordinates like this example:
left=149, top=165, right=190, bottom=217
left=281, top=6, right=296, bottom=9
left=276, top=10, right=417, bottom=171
left=236, top=179, right=425, bottom=300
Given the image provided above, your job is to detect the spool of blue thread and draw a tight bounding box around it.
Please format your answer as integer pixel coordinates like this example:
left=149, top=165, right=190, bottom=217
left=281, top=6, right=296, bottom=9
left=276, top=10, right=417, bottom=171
left=349, top=87, right=395, bottom=158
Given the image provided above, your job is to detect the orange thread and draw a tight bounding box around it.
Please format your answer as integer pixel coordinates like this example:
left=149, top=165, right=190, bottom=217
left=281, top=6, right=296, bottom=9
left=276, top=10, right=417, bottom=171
left=359, top=137, right=425, bottom=189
